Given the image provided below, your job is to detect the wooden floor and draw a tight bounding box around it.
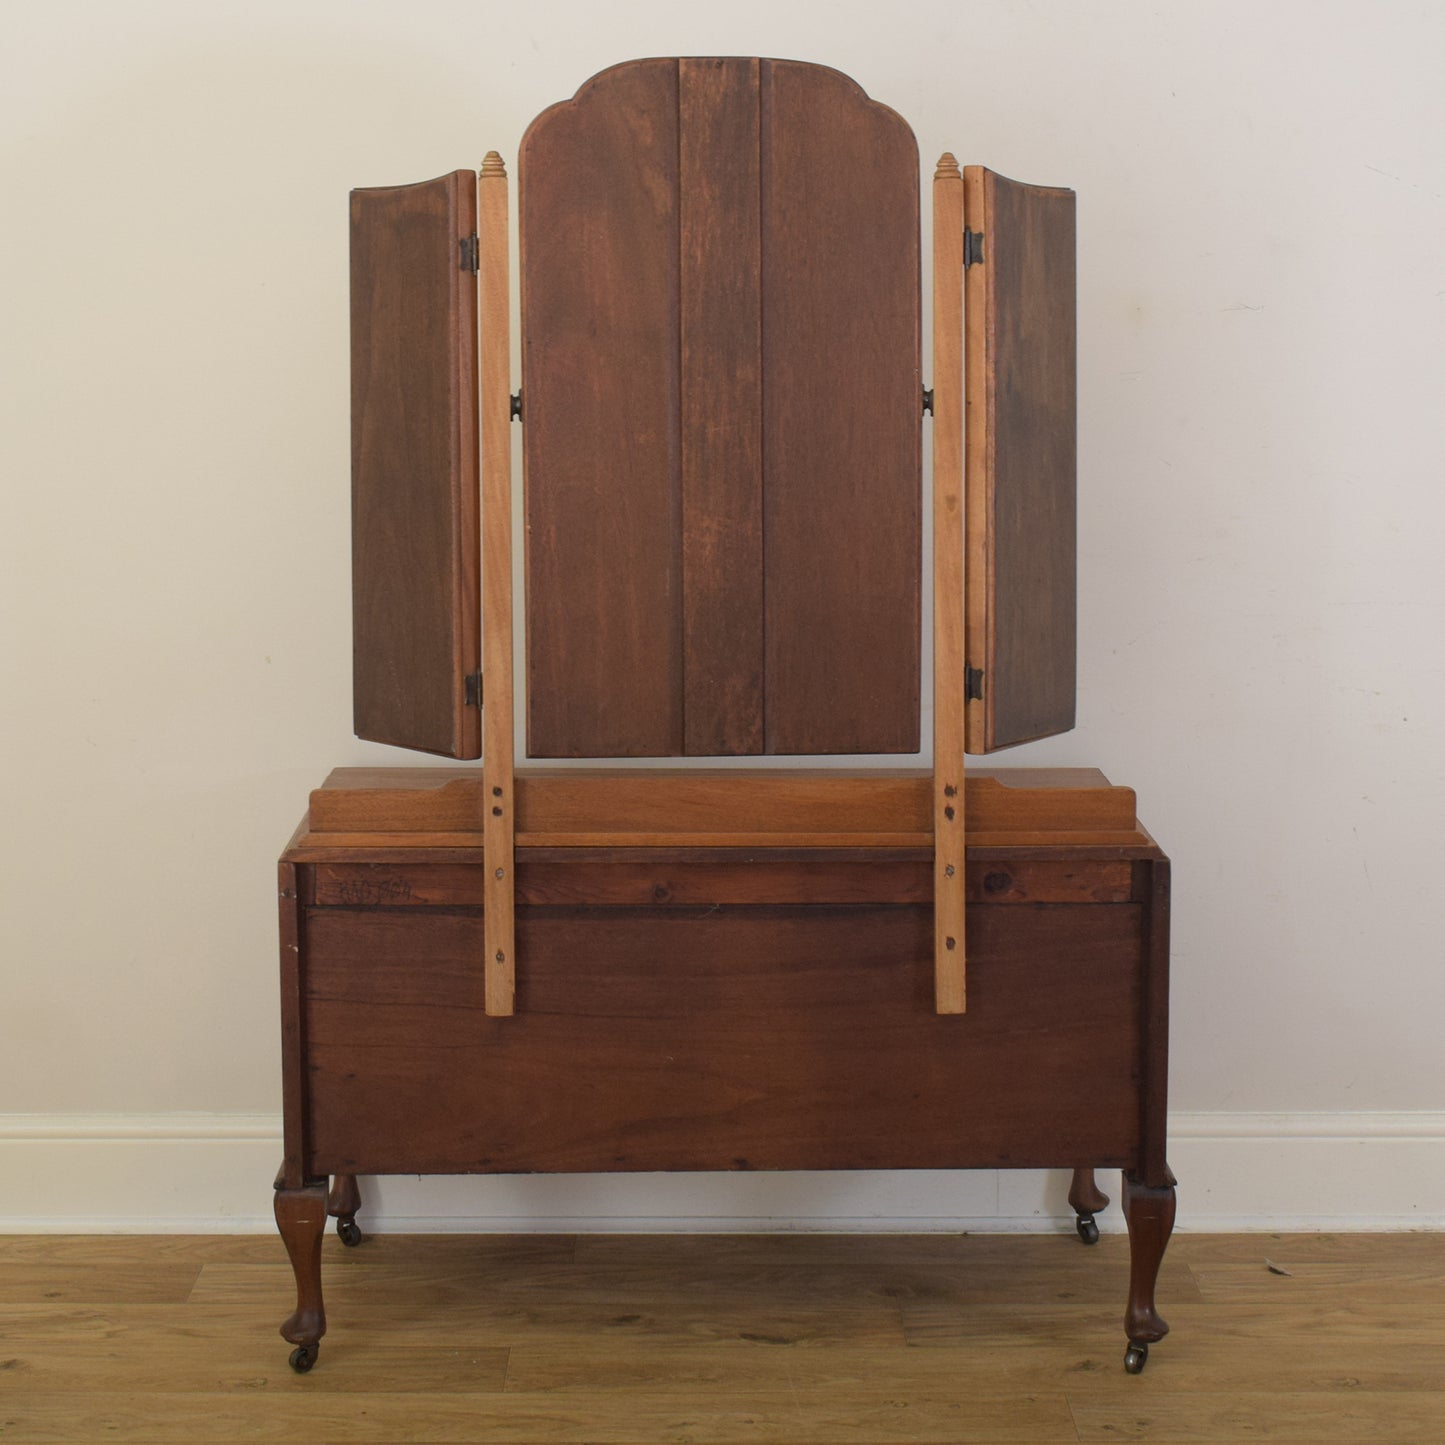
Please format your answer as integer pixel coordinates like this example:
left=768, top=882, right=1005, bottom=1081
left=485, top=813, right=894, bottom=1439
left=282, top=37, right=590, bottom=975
left=2, top=1230, right=1444, bottom=1442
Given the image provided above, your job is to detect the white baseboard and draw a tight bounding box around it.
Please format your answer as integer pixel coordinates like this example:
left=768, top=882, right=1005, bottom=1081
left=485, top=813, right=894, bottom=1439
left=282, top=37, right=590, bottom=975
left=2, top=1111, right=1442, bottom=1233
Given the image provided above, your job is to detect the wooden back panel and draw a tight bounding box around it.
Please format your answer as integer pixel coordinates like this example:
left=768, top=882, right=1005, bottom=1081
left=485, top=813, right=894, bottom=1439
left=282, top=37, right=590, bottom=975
left=963, top=167, right=1077, bottom=752
left=350, top=171, right=480, bottom=758
left=520, top=60, right=682, bottom=759
left=520, top=59, right=921, bottom=758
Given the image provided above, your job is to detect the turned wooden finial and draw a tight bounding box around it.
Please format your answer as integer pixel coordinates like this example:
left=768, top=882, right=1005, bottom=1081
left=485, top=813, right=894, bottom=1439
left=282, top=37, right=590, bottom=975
left=935, top=152, right=961, bottom=180
left=481, top=151, right=507, bottom=178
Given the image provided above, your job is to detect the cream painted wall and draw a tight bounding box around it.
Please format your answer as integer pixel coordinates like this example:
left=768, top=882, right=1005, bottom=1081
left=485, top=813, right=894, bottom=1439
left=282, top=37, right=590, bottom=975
left=3, top=1, right=1443, bottom=1227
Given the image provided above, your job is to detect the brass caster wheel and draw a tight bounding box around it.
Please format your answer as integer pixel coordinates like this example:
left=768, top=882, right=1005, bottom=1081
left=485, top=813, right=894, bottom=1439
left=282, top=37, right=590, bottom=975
left=289, top=1343, right=319, bottom=1373
left=1124, top=1341, right=1148, bottom=1374
left=336, top=1218, right=363, bottom=1247
left=1075, top=1213, right=1100, bottom=1245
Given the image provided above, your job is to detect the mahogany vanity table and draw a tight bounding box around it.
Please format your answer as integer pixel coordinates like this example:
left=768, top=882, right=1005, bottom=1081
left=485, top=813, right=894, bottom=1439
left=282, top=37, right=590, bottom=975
left=274, top=56, right=1176, bottom=1375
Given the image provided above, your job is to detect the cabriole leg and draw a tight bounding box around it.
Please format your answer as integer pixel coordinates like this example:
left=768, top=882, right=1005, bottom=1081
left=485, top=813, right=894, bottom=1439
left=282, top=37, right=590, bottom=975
left=274, top=1175, right=328, bottom=1372
left=1122, top=1170, right=1177, bottom=1373
left=328, top=1173, right=364, bottom=1247
left=1068, top=1166, right=1109, bottom=1245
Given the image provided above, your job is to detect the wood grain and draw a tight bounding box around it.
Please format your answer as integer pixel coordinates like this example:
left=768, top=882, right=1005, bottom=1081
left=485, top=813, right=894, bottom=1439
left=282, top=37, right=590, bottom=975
left=303, top=767, right=1140, bottom=839
left=309, top=857, right=1135, bottom=908
left=479, top=153, right=515, bottom=1016
left=521, top=58, right=921, bottom=758
left=0, top=1263, right=201, bottom=1304
left=963, top=166, right=1077, bottom=753
left=277, top=862, right=305, bottom=1189
left=517, top=771, right=932, bottom=835
left=5, top=1234, right=1445, bottom=1441
left=932, top=153, right=967, bottom=1013
left=760, top=59, right=921, bottom=754
left=1139, top=858, right=1172, bottom=1185
left=1071, top=1392, right=1445, bottom=1442
left=291, top=828, right=1157, bottom=856
left=300, top=902, right=1143, bottom=1175
left=679, top=57, right=764, bottom=755
left=0, top=1390, right=1076, bottom=1443
left=521, top=60, right=682, bottom=757
left=349, top=170, right=480, bottom=759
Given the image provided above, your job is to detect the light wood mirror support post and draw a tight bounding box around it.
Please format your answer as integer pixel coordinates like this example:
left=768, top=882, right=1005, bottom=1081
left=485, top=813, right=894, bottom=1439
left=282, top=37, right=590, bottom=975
left=932, top=154, right=966, bottom=1014
left=480, top=153, right=516, bottom=1016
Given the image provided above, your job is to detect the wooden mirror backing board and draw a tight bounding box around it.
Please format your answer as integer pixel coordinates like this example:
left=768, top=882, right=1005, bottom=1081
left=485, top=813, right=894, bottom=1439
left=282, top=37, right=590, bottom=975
left=348, top=57, right=1076, bottom=764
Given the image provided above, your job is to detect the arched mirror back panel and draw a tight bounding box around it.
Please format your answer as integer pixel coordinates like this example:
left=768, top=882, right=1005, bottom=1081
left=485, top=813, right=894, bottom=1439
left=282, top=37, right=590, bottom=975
left=519, top=58, right=922, bottom=758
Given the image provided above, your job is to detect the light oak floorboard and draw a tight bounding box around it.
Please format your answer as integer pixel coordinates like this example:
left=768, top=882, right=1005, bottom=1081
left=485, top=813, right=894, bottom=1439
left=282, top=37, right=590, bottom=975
left=1069, top=1391, right=1445, bottom=1442
left=1, top=1232, right=1443, bottom=1441
left=0, top=1263, right=201, bottom=1304
left=0, top=1390, right=1079, bottom=1444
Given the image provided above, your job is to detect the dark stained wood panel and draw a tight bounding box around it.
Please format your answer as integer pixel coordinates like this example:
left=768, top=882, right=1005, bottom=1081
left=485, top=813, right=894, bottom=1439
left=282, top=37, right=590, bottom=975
left=520, top=58, right=923, bottom=759
left=303, top=902, right=1141, bottom=1174
left=350, top=171, right=479, bottom=758
left=521, top=60, right=683, bottom=758
left=760, top=60, right=922, bottom=754
left=964, top=167, right=1077, bottom=752
left=309, top=856, right=1135, bottom=907
left=679, top=57, right=764, bottom=755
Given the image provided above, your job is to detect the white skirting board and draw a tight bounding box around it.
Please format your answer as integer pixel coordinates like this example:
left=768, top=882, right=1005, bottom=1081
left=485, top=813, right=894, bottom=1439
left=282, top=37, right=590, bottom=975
left=1, top=1112, right=1442, bottom=1233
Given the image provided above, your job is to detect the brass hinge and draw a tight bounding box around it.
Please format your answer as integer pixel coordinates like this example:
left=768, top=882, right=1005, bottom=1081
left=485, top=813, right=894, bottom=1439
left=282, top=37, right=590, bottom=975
left=964, top=665, right=984, bottom=702
left=464, top=672, right=483, bottom=707
left=963, top=230, right=984, bottom=267
left=460, top=234, right=479, bottom=273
